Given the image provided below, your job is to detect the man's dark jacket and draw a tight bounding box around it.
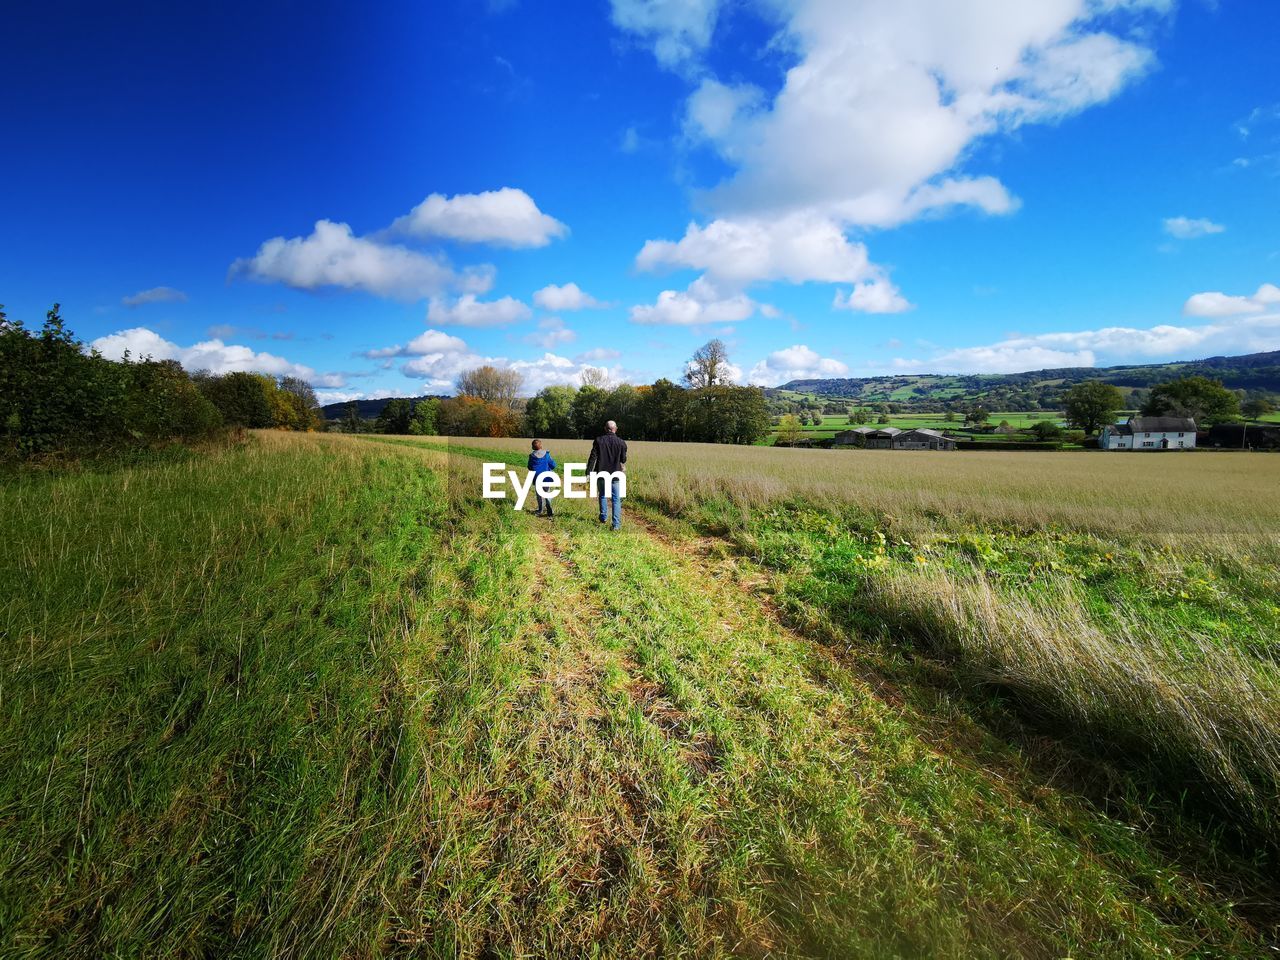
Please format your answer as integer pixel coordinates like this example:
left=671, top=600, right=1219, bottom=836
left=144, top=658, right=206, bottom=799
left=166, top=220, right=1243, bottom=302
left=586, top=432, right=627, bottom=475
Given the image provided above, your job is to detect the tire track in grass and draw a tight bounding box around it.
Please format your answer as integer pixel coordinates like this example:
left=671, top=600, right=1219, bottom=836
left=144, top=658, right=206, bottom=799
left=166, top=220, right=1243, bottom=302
left=544, top=508, right=1272, bottom=958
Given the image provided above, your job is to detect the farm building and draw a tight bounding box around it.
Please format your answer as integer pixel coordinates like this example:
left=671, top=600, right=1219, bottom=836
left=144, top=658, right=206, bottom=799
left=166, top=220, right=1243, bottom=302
left=892, top=428, right=958, bottom=451
left=1099, top=416, right=1196, bottom=451
left=832, top=427, right=957, bottom=450
left=1203, top=423, right=1280, bottom=450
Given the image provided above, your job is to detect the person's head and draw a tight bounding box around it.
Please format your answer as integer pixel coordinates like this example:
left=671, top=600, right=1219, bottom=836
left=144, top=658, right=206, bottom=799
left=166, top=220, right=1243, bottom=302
left=606, top=420, right=617, bottom=434
left=532, top=438, right=543, bottom=451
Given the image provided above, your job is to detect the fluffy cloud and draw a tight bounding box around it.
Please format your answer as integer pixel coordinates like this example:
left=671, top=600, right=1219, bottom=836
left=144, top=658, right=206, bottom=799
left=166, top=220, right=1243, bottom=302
left=629, top=277, right=757, bottom=325
left=608, top=0, right=720, bottom=69
left=392, top=327, right=632, bottom=393
left=833, top=279, right=913, bottom=314
left=90, top=327, right=329, bottom=382
left=669, top=2, right=1162, bottom=226
left=122, top=286, right=187, bottom=308
left=426, top=294, right=532, bottom=327
left=232, top=219, right=493, bottom=300
left=893, top=311, right=1280, bottom=374
left=1163, top=216, right=1226, bottom=240
left=623, top=0, right=1167, bottom=303
left=1183, top=283, right=1280, bottom=317
left=389, top=188, right=567, bottom=248
left=524, top=317, right=577, bottom=348
left=532, top=282, right=608, bottom=310
left=636, top=212, right=876, bottom=287
left=748, top=345, right=849, bottom=385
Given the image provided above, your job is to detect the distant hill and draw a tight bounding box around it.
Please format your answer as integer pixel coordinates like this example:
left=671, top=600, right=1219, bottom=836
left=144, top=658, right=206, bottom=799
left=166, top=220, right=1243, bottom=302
left=320, top=396, right=441, bottom=421
left=773, top=351, right=1280, bottom=410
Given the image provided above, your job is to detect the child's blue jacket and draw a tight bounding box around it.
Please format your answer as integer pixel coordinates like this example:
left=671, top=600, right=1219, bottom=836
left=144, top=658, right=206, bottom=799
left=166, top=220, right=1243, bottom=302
left=527, top=450, right=556, bottom=473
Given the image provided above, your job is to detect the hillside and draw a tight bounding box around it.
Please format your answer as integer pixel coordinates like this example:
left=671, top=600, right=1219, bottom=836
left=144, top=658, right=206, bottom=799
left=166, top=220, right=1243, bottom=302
left=320, top=395, right=440, bottom=420
left=775, top=350, right=1280, bottom=409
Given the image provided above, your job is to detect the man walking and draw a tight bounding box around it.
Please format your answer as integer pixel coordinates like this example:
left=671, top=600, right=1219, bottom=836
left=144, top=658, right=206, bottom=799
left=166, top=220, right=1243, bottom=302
left=586, top=420, right=627, bottom=531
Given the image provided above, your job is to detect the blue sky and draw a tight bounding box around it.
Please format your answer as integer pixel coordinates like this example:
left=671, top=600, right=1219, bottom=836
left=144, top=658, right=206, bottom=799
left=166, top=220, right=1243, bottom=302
left=3, top=0, right=1278, bottom=401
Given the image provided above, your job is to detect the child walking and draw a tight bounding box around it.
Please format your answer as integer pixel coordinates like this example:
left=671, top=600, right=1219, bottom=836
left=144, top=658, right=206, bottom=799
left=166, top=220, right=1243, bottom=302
left=527, top=439, right=557, bottom=517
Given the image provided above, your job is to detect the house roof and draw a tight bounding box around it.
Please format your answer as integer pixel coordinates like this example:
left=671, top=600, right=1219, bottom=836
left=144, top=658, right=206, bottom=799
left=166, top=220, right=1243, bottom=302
left=867, top=427, right=902, bottom=436
left=1127, top=416, right=1196, bottom=433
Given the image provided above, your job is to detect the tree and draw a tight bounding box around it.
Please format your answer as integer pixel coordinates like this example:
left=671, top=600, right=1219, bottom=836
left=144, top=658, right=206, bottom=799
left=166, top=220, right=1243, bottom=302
left=636, top=378, right=687, bottom=441
left=201, top=372, right=273, bottom=428
left=1063, top=380, right=1124, bottom=435
left=684, top=339, right=733, bottom=389
left=1241, top=395, right=1274, bottom=421
left=437, top=395, right=519, bottom=437
left=570, top=385, right=611, bottom=438
left=964, top=406, right=989, bottom=427
left=852, top=406, right=871, bottom=424
left=279, top=376, right=321, bottom=430
left=457, top=365, right=522, bottom=409
left=1029, top=420, right=1063, bottom=441
left=876, top=413, right=890, bottom=424
left=375, top=398, right=414, bottom=434
left=1141, top=376, right=1240, bottom=426
left=777, top=414, right=802, bottom=445
left=408, top=398, right=439, bottom=435
left=524, top=385, right=577, bottom=437
left=579, top=367, right=611, bottom=389
left=811, top=412, right=823, bottom=426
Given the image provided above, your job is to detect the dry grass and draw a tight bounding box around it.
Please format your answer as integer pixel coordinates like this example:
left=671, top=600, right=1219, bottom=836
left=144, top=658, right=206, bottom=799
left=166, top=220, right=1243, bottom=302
left=445, top=437, right=1280, bottom=539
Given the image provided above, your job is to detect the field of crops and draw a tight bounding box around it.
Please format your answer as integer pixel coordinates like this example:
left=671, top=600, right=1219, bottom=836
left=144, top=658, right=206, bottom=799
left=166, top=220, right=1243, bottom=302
left=2, top=432, right=1278, bottom=957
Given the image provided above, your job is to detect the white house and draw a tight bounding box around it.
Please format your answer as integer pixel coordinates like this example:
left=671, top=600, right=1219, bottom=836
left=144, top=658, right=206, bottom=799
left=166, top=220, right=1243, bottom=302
left=1099, top=416, right=1197, bottom=451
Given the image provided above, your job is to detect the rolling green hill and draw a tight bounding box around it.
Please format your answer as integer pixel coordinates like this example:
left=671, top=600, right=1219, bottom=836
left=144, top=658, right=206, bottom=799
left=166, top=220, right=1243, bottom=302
left=774, top=350, right=1280, bottom=411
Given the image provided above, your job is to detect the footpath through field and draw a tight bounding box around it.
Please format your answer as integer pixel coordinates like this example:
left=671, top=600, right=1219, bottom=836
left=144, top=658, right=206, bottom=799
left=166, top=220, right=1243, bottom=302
left=412, top=436, right=1274, bottom=957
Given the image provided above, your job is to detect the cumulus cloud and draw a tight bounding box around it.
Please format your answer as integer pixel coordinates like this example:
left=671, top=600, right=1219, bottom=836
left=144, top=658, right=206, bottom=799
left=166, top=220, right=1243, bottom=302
left=426, top=294, right=532, bottom=327
left=748, top=345, right=849, bottom=385
left=122, top=286, right=187, bottom=308
left=231, top=219, right=493, bottom=300
left=575, top=346, right=622, bottom=362
left=629, top=276, right=757, bottom=325
left=523, top=317, right=577, bottom=348
left=892, top=311, right=1280, bottom=374
left=392, top=326, right=633, bottom=393
left=90, top=327, right=333, bottom=382
left=636, top=212, right=877, bottom=287
left=833, top=279, right=913, bottom=314
left=532, top=282, right=608, bottom=311
left=623, top=0, right=1167, bottom=301
left=389, top=188, right=567, bottom=248
left=608, top=0, right=720, bottom=69
left=1183, top=283, right=1280, bottom=317
left=1163, top=216, right=1226, bottom=240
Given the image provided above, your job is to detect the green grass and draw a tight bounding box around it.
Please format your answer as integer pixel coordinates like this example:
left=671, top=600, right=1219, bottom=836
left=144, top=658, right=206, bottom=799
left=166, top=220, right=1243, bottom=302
left=2, top=432, right=1277, bottom=956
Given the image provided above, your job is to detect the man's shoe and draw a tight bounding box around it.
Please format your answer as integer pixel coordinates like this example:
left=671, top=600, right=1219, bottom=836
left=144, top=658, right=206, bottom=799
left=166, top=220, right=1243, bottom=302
left=599, top=517, right=608, bottom=524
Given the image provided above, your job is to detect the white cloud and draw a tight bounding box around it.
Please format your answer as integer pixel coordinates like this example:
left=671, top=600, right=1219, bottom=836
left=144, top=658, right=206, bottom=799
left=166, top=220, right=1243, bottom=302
left=524, top=317, right=577, bottom=348
left=532, top=282, right=608, bottom=311
left=636, top=212, right=877, bottom=287
left=668, top=2, right=1162, bottom=227
left=748, top=345, right=849, bottom=385
left=893, top=311, right=1280, bottom=374
left=122, top=286, right=187, bottom=308
left=1163, top=216, right=1226, bottom=240
left=622, top=0, right=1166, bottom=306
left=90, top=327, right=331, bottom=382
left=833, top=279, right=913, bottom=314
left=393, top=326, right=633, bottom=393
left=630, top=276, right=757, bottom=325
left=426, top=294, right=532, bottom=327
left=232, top=219, right=493, bottom=300
left=575, top=347, right=622, bottom=362
left=608, top=0, right=720, bottom=69
left=1183, top=283, right=1280, bottom=317
left=389, top=188, right=567, bottom=248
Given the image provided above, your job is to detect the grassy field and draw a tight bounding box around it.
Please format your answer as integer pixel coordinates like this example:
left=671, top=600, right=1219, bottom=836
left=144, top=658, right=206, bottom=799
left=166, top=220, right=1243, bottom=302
left=2, top=432, right=1278, bottom=956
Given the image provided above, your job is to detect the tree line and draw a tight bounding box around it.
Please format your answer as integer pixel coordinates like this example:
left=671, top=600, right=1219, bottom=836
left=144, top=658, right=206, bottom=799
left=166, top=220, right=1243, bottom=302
left=2, top=305, right=323, bottom=460
left=352, top=339, right=773, bottom=444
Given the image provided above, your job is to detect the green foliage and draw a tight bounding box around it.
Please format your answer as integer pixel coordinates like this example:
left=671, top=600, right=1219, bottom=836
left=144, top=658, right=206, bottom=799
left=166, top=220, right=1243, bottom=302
left=1064, top=380, right=1125, bottom=435
left=1142, top=375, right=1241, bottom=425
left=524, top=385, right=576, bottom=437
left=1028, top=420, right=1064, bottom=441
left=1241, top=394, right=1274, bottom=420
left=374, top=397, right=414, bottom=434
left=407, top=397, right=439, bottom=435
